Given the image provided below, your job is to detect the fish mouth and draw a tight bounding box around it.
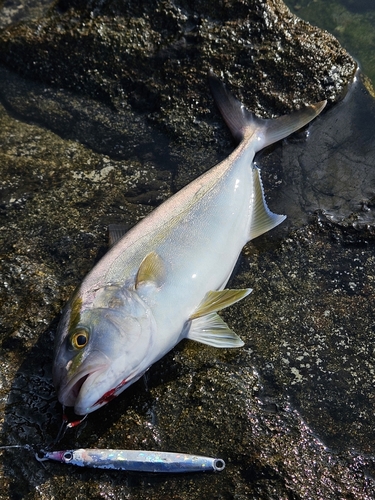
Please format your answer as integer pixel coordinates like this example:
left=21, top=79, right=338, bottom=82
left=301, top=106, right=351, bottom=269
left=68, top=373, right=90, bottom=403
left=57, top=354, right=110, bottom=411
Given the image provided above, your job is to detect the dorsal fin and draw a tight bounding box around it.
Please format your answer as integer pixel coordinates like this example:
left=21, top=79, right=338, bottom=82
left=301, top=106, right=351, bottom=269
left=108, top=224, right=129, bottom=247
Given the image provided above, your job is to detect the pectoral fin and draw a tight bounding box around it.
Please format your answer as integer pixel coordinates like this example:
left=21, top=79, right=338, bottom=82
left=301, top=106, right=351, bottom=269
left=187, top=313, right=244, bottom=348
left=189, top=288, right=252, bottom=320
left=135, top=252, right=165, bottom=288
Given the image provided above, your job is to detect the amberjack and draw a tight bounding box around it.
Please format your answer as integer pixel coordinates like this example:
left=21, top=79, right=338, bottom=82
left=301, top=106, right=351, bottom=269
left=53, top=72, right=326, bottom=416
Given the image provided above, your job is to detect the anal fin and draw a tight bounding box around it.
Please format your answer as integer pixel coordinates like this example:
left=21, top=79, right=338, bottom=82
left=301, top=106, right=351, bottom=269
left=248, top=167, right=286, bottom=241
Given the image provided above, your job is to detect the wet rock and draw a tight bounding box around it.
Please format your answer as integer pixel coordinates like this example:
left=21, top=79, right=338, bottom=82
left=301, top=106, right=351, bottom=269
left=285, top=0, right=375, bottom=85
left=237, top=213, right=375, bottom=453
left=0, top=0, right=374, bottom=499
left=257, top=72, right=375, bottom=227
left=0, top=0, right=356, bottom=149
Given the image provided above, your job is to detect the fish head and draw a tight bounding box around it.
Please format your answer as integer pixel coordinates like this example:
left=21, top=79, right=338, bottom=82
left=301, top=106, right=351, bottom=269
left=53, top=286, right=156, bottom=415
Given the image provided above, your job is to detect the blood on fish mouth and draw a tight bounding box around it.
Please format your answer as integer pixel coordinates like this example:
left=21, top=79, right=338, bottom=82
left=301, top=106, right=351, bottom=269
left=93, top=378, right=128, bottom=407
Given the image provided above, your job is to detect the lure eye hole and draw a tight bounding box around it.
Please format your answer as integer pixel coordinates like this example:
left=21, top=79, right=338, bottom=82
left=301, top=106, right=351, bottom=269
left=63, top=451, right=73, bottom=462
left=71, top=329, right=89, bottom=349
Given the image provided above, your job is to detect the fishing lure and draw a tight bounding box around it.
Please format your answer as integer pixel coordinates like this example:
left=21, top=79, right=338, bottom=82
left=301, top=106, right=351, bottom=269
left=36, top=448, right=226, bottom=473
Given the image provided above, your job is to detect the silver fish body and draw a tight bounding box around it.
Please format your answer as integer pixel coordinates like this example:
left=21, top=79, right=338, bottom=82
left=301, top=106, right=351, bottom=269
left=53, top=73, right=326, bottom=416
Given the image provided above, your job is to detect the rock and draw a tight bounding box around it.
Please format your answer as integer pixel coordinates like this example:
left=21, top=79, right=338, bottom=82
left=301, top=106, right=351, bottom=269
left=258, top=72, right=375, bottom=227
left=0, top=0, right=356, bottom=148
left=285, top=0, right=375, bottom=85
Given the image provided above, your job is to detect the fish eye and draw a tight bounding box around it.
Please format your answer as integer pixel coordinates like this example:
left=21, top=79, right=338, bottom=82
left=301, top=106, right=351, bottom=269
left=71, top=329, right=89, bottom=349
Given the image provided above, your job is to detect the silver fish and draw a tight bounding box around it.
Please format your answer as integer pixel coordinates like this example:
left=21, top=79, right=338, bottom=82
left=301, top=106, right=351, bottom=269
left=38, top=448, right=226, bottom=473
left=53, top=72, right=326, bottom=416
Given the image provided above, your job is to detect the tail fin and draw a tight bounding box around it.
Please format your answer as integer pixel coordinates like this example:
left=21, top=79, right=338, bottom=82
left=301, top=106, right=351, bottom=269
left=209, top=70, right=326, bottom=152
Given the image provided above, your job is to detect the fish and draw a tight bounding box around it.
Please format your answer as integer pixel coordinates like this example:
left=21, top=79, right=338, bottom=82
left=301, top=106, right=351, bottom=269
left=37, top=448, right=226, bottom=473
left=52, top=72, right=326, bottom=417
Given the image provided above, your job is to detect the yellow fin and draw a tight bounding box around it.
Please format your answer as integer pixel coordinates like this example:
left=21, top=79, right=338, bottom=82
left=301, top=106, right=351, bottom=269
left=248, top=167, right=286, bottom=241
left=135, top=251, right=165, bottom=288
left=187, top=313, right=244, bottom=348
left=190, top=288, right=252, bottom=320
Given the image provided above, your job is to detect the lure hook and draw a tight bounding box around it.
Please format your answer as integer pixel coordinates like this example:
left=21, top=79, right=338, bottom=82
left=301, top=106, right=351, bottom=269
left=52, top=407, right=88, bottom=447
